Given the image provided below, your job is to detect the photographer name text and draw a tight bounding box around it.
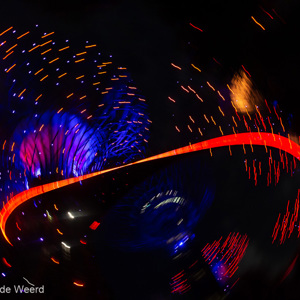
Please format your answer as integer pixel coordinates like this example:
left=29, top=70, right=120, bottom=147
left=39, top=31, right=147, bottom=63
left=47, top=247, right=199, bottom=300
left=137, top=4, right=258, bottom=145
left=0, top=285, right=44, bottom=294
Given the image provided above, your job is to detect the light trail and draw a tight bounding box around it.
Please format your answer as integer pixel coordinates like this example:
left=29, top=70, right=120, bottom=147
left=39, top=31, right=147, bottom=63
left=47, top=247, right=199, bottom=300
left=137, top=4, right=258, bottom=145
left=1, top=132, right=300, bottom=245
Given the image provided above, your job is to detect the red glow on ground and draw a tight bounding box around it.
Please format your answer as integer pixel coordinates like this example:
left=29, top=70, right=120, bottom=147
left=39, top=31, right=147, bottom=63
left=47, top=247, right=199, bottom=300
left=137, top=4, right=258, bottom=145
left=89, top=221, right=100, bottom=230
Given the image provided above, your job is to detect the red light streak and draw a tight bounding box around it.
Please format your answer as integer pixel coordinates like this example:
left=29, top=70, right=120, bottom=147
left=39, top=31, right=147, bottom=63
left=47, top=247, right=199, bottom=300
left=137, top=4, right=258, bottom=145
left=231, top=277, right=239, bottom=289
left=15, top=222, right=21, bottom=231
left=170, top=270, right=190, bottom=294
left=1, top=132, right=300, bottom=245
left=212, top=57, right=221, bottom=65
left=189, top=23, right=203, bottom=32
left=280, top=254, right=298, bottom=283
left=2, top=257, right=12, bottom=268
left=264, top=99, right=272, bottom=114
left=272, top=9, right=286, bottom=24
left=273, top=104, right=280, bottom=120
left=259, top=6, right=274, bottom=19
left=272, top=190, right=300, bottom=244
left=202, top=232, right=249, bottom=279
left=188, top=260, right=198, bottom=269
left=241, top=65, right=251, bottom=77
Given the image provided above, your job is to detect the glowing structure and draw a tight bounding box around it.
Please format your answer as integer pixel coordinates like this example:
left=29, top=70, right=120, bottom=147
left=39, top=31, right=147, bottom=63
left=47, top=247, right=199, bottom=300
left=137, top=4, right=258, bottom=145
left=0, top=25, right=149, bottom=205
left=105, top=157, right=213, bottom=251
left=1, top=132, right=300, bottom=245
left=12, top=111, right=104, bottom=180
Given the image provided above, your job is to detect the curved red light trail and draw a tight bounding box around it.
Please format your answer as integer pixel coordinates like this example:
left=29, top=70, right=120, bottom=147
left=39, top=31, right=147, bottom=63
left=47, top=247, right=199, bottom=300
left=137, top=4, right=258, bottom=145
left=1, top=132, right=300, bottom=245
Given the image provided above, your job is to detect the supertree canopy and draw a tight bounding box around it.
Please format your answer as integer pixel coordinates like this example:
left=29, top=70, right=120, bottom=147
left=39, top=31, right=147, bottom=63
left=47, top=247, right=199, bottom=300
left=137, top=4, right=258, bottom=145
left=103, top=156, right=215, bottom=252
left=12, top=111, right=103, bottom=181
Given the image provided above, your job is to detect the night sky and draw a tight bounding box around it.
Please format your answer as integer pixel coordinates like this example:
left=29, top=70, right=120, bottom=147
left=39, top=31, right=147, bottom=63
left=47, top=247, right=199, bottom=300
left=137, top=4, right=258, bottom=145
left=1, top=0, right=300, bottom=299
left=3, top=0, right=300, bottom=143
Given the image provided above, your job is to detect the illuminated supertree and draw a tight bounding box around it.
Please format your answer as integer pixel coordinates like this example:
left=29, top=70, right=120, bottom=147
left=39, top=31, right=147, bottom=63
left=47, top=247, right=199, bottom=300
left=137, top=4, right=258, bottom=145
left=0, top=24, right=150, bottom=196
left=104, top=156, right=215, bottom=251
left=11, top=111, right=104, bottom=181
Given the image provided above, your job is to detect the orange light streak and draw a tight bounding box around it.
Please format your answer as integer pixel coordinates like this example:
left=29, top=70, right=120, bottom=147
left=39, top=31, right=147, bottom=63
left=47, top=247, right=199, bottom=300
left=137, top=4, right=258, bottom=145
left=76, top=51, right=87, bottom=56
left=6, top=64, right=16, bottom=73
left=28, top=45, right=39, bottom=52
left=0, top=26, right=13, bottom=36
left=42, top=32, right=54, bottom=39
left=85, top=44, right=96, bottom=48
left=40, top=75, right=48, bottom=81
left=251, top=16, right=266, bottom=30
left=51, top=257, right=60, bottom=264
left=73, top=281, right=84, bottom=287
left=6, top=44, right=18, bottom=53
left=18, top=89, right=26, bottom=98
left=41, top=48, right=52, bottom=55
left=206, top=81, right=215, bottom=91
left=49, top=57, right=59, bottom=64
left=191, top=63, right=201, bottom=72
left=17, top=31, right=30, bottom=39
left=75, top=58, right=85, bottom=63
left=56, top=229, right=63, bottom=235
left=59, top=46, right=70, bottom=51
left=34, top=68, right=44, bottom=75
left=171, top=63, right=181, bottom=70
left=2, top=51, right=14, bottom=60
left=35, top=94, right=42, bottom=102
left=218, top=106, right=225, bottom=117
left=58, top=73, right=67, bottom=78
left=40, top=40, right=52, bottom=47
